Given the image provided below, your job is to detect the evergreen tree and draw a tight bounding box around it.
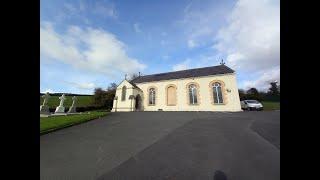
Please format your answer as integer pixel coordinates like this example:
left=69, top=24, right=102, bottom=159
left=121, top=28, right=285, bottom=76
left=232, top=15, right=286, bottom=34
left=268, top=82, right=279, bottom=96
left=238, top=89, right=246, bottom=100
left=246, top=88, right=262, bottom=101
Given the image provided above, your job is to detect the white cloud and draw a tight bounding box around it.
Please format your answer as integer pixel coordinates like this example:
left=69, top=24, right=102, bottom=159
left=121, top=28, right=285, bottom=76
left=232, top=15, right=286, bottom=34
left=94, top=2, right=118, bottom=19
left=242, top=67, right=280, bottom=91
left=187, top=39, right=197, bottom=48
left=64, top=81, right=96, bottom=90
left=178, top=0, right=279, bottom=90
left=41, top=89, right=56, bottom=93
left=180, top=1, right=226, bottom=49
left=64, top=3, right=77, bottom=13
left=172, top=59, right=191, bottom=71
left=59, top=1, right=117, bottom=22
left=133, top=23, right=142, bottom=33
left=172, top=54, right=222, bottom=72
left=78, top=83, right=95, bottom=89
left=40, top=22, right=146, bottom=77
left=214, top=0, right=280, bottom=72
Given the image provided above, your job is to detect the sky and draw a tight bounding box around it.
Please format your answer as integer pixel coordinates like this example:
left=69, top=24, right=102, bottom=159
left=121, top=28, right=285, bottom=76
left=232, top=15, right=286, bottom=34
left=40, top=0, right=280, bottom=94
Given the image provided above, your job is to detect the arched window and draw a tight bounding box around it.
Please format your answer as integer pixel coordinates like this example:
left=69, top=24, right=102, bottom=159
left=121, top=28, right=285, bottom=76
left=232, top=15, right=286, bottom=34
left=148, top=88, right=156, bottom=105
left=188, top=84, right=198, bottom=105
left=212, top=82, right=223, bottom=104
left=167, top=85, right=177, bottom=106
left=121, top=86, right=126, bottom=101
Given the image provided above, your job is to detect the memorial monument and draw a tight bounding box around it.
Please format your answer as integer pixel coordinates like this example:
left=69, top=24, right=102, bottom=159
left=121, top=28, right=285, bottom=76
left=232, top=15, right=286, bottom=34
left=68, top=96, right=78, bottom=113
left=40, top=92, right=50, bottom=114
left=55, top=94, right=66, bottom=113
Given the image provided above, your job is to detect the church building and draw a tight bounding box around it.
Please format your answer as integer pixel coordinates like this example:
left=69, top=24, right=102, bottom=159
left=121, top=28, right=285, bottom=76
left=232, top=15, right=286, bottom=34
left=111, top=64, right=242, bottom=112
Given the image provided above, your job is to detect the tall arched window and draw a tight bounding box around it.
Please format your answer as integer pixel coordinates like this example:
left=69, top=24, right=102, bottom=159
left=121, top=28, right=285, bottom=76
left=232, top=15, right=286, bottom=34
left=121, top=86, right=127, bottom=101
left=167, top=85, right=177, bottom=106
left=148, top=88, right=156, bottom=105
left=188, top=84, right=198, bottom=105
left=212, top=82, right=223, bottom=104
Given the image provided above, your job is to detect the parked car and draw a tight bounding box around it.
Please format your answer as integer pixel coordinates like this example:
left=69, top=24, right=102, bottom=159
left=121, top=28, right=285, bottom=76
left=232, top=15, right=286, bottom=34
left=240, top=100, right=263, bottom=111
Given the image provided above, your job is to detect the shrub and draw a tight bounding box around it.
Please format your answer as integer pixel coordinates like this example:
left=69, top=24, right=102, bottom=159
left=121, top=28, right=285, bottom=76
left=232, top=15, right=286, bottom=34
left=49, top=106, right=105, bottom=113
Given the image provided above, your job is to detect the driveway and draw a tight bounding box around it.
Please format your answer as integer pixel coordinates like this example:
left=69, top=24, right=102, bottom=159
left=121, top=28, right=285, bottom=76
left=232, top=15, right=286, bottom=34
left=40, top=111, right=280, bottom=180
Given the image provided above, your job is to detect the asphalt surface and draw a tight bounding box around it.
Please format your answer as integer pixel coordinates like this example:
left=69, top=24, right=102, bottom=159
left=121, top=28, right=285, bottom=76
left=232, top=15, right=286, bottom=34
left=40, top=111, right=280, bottom=180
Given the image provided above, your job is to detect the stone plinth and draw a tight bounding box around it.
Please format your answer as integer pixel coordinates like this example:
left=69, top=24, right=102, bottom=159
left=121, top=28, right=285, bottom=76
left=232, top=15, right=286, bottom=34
left=40, top=105, right=50, bottom=114
left=55, top=106, right=65, bottom=113
left=68, top=106, right=77, bottom=113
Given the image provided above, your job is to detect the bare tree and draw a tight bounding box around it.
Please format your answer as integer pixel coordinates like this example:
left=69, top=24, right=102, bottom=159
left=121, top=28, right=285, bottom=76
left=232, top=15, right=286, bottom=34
left=128, top=73, right=140, bottom=81
left=107, top=82, right=117, bottom=91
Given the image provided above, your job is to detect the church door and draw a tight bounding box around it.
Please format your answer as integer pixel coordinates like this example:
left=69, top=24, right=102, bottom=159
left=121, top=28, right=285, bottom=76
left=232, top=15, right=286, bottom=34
left=167, top=86, right=177, bottom=105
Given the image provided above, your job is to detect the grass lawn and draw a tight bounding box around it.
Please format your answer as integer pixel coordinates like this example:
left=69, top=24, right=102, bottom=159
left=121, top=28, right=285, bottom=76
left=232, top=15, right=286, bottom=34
left=261, top=101, right=280, bottom=111
left=40, top=95, right=93, bottom=108
left=40, top=111, right=107, bottom=134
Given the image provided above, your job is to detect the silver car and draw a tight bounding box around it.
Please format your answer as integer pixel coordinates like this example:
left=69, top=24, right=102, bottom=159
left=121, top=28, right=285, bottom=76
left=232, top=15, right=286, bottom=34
left=241, top=100, right=263, bottom=111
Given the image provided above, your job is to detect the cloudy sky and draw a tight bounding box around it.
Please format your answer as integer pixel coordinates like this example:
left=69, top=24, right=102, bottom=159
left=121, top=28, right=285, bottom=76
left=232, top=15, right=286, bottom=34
left=40, top=0, right=279, bottom=94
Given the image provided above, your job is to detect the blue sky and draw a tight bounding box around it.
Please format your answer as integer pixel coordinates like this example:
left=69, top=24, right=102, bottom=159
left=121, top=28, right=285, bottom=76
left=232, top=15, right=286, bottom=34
left=40, top=0, right=279, bottom=94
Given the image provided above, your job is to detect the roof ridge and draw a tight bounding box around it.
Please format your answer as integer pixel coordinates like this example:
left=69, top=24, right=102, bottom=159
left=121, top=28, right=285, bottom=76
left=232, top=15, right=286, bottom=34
left=131, top=64, right=235, bottom=84
left=139, top=65, right=229, bottom=77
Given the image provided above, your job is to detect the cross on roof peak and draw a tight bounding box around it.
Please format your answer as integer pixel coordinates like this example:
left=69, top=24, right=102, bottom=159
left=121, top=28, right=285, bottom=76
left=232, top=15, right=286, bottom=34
left=220, top=59, right=225, bottom=65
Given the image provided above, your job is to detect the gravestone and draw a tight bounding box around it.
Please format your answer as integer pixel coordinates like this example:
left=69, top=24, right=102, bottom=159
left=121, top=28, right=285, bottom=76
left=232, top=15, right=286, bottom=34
left=68, top=96, right=77, bottom=113
left=40, top=92, right=50, bottom=114
left=55, top=94, right=66, bottom=113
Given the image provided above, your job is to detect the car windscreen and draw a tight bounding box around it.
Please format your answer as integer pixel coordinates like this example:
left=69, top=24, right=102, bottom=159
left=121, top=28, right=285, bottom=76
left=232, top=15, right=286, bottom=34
left=246, top=100, right=259, bottom=103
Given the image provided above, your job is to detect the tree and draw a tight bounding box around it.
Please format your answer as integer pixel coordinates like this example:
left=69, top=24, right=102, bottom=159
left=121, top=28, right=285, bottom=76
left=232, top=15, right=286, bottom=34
left=93, top=82, right=119, bottom=110
left=268, top=82, right=279, bottom=96
left=107, top=82, right=117, bottom=91
left=128, top=73, right=140, bottom=81
left=105, top=83, right=117, bottom=110
left=93, top=88, right=107, bottom=107
left=264, top=82, right=280, bottom=101
left=246, top=88, right=259, bottom=95
left=238, top=89, right=246, bottom=100
left=246, top=88, right=262, bottom=101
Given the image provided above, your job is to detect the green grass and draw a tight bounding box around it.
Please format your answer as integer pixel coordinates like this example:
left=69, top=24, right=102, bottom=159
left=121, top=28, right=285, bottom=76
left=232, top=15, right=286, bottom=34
left=40, top=111, right=107, bottom=134
left=261, top=101, right=280, bottom=111
left=40, top=95, right=93, bottom=108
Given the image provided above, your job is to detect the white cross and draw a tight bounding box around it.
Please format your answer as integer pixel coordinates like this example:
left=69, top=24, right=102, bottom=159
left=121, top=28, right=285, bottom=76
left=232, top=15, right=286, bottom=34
left=59, top=94, right=66, bottom=107
left=42, top=92, right=50, bottom=106
left=71, top=96, right=77, bottom=106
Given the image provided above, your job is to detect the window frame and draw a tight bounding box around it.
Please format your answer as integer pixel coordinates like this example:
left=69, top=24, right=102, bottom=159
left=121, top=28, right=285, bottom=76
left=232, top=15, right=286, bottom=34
left=121, top=86, right=127, bottom=101
left=148, top=87, right=156, bottom=106
left=209, top=80, right=227, bottom=105
left=186, top=82, right=200, bottom=105
left=213, top=82, right=223, bottom=104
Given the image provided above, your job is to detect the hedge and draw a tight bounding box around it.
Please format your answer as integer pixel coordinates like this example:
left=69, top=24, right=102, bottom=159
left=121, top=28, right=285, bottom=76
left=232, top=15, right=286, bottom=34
left=48, top=106, right=106, bottom=113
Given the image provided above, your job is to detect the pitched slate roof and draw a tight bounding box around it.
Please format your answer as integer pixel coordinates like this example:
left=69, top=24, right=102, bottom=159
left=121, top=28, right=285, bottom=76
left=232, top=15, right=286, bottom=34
left=130, top=65, right=235, bottom=84
left=127, top=80, right=140, bottom=89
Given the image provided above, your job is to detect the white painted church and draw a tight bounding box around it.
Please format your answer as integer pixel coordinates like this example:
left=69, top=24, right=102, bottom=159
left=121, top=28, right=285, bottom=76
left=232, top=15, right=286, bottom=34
left=111, top=64, right=242, bottom=112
